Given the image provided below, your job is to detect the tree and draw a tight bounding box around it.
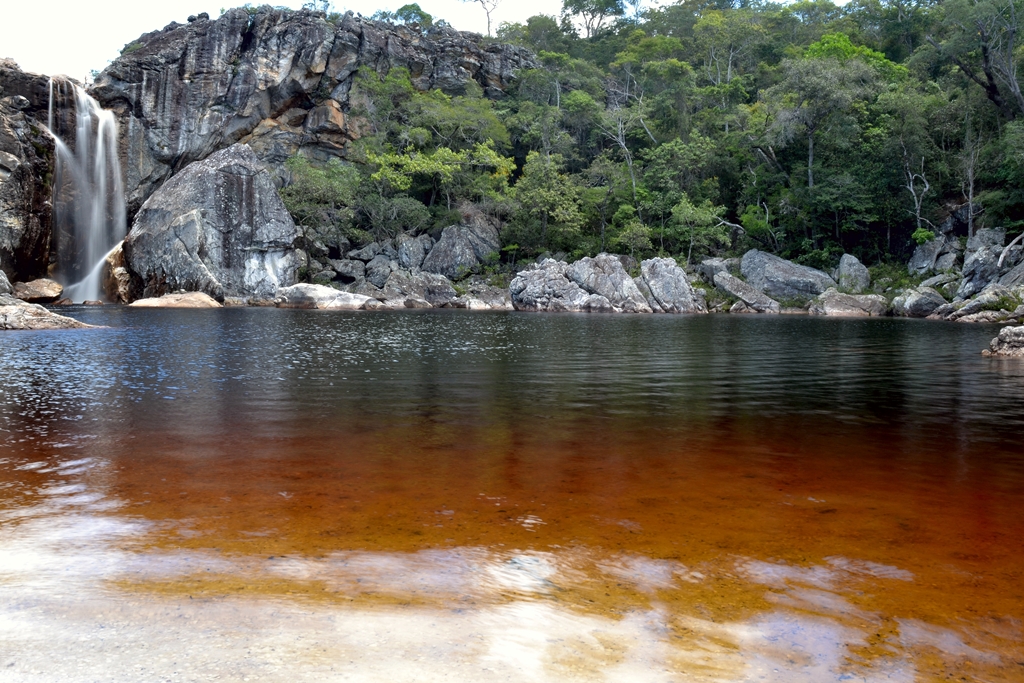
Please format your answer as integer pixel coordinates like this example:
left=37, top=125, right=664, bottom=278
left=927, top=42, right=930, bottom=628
left=461, top=0, right=503, bottom=36
left=671, top=195, right=729, bottom=265
left=512, top=152, right=584, bottom=251
left=561, top=0, right=624, bottom=38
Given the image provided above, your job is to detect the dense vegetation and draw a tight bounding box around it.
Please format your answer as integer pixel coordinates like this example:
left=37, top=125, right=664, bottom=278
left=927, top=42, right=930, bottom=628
left=283, top=0, right=1024, bottom=274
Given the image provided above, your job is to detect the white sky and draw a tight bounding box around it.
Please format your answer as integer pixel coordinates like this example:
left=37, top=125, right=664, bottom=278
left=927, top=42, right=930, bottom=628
left=2, top=0, right=571, bottom=80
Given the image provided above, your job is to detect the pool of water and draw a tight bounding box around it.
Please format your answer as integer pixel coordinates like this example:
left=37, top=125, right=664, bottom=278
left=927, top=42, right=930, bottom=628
left=1, top=309, right=1023, bottom=681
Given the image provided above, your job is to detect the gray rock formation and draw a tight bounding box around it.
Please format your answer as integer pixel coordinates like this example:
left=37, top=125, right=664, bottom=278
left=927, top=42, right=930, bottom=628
left=740, top=249, right=836, bottom=301
left=275, top=283, right=373, bottom=309
left=354, top=267, right=458, bottom=308
left=396, top=233, right=434, bottom=270
left=347, top=242, right=381, bottom=262
left=331, top=258, right=365, bottom=283
left=13, top=278, right=63, bottom=303
left=568, top=253, right=652, bottom=313
left=450, top=279, right=512, bottom=310
left=1000, top=261, right=1024, bottom=288
left=908, top=234, right=962, bottom=276
left=713, top=271, right=781, bottom=314
left=892, top=287, right=946, bottom=318
left=634, top=257, right=705, bottom=313
left=982, top=325, right=1024, bottom=357
left=123, top=144, right=302, bottom=301
left=90, top=8, right=538, bottom=216
left=0, top=293, right=93, bottom=329
left=0, top=267, right=11, bottom=295
left=955, top=227, right=1006, bottom=299
left=421, top=212, right=500, bottom=280
left=509, top=259, right=613, bottom=313
left=808, top=288, right=888, bottom=317
left=697, top=257, right=738, bottom=284
left=0, top=64, right=54, bottom=282
left=836, top=254, right=870, bottom=293
left=129, top=292, right=222, bottom=308
left=365, top=254, right=393, bottom=288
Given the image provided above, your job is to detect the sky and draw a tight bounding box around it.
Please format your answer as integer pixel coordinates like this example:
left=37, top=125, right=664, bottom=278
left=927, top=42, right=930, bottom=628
left=2, top=0, right=572, bottom=80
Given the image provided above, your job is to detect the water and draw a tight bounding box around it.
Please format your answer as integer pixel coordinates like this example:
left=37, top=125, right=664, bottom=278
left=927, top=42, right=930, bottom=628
left=47, top=78, right=126, bottom=302
left=1, top=310, right=1023, bottom=682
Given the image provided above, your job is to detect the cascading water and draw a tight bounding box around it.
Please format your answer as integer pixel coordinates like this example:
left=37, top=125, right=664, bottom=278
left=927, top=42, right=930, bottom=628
left=47, top=78, right=126, bottom=302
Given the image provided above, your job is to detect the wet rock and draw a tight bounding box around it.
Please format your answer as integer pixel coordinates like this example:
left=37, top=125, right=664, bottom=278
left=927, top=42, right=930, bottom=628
left=396, top=233, right=434, bottom=270
left=90, top=8, right=537, bottom=215
left=103, top=243, right=131, bottom=304
left=836, top=254, right=870, bottom=293
left=0, top=293, right=93, bottom=329
left=509, top=259, right=614, bottom=313
left=275, top=283, right=372, bottom=309
left=421, top=211, right=500, bottom=281
left=403, top=297, right=432, bottom=308
left=892, top=287, right=946, bottom=318
left=0, top=66, right=54, bottom=282
left=123, top=144, right=302, bottom=302
left=808, top=287, right=887, bottom=317
left=129, top=292, right=222, bottom=308
left=713, top=272, right=781, bottom=314
left=365, top=254, right=394, bottom=288
left=568, top=253, right=652, bottom=313
left=13, top=278, right=63, bottom=303
left=635, top=257, right=706, bottom=313
left=740, top=249, right=836, bottom=301
left=982, top=325, right=1024, bottom=357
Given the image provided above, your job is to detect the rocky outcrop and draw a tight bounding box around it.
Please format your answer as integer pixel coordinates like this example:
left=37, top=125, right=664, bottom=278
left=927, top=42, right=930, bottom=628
left=892, top=286, right=946, bottom=318
left=908, top=234, right=962, bottom=276
left=420, top=210, right=501, bottom=280
left=90, top=8, right=538, bottom=216
left=354, top=267, right=458, bottom=308
left=697, top=257, right=739, bottom=284
left=0, top=63, right=54, bottom=283
left=957, top=228, right=1005, bottom=299
left=123, top=144, right=302, bottom=301
left=275, top=283, right=372, bottom=309
left=0, top=267, right=12, bottom=295
left=836, top=254, right=870, bottom=293
left=568, top=253, right=652, bottom=313
left=740, top=249, right=836, bottom=301
left=396, top=233, right=434, bottom=270
left=129, top=292, right=223, bottom=308
left=713, top=271, right=780, bottom=313
left=510, top=259, right=614, bottom=312
left=13, top=278, right=63, bottom=303
left=634, top=257, right=706, bottom=313
left=0, top=293, right=93, bottom=329
left=982, top=325, right=1024, bottom=357
left=808, top=288, right=887, bottom=317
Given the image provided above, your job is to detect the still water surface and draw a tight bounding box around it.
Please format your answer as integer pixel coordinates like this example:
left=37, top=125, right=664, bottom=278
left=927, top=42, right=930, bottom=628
left=1, top=309, right=1023, bottom=681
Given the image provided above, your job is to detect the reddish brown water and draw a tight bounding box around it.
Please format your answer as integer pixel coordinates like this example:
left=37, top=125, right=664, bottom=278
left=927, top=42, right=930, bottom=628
left=1, top=309, right=1023, bottom=681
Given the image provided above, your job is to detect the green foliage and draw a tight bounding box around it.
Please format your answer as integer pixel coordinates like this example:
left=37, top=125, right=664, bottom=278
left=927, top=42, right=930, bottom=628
left=911, top=227, right=935, bottom=245
left=120, top=41, right=143, bottom=55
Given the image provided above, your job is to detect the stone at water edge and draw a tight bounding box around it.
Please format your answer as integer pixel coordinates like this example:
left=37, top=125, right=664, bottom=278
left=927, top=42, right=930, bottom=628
left=509, top=259, right=614, bottom=313
left=809, top=288, right=888, bottom=317
left=0, top=269, right=11, bottom=295
left=635, top=257, right=706, bottom=314
left=0, top=294, right=94, bottom=329
left=740, top=249, right=837, bottom=301
left=892, top=287, right=947, bottom=318
left=713, top=272, right=781, bottom=314
left=123, top=144, right=302, bottom=302
left=982, top=325, right=1024, bottom=357
left=421, top=210, right=502, bottom=281
left=13, top=278, right=63, bottom=303
left=568, top=253, right=652, bottom=313
left=274, top=284, right=373, bottom=310
left=129, top=292, right=222, bottom=308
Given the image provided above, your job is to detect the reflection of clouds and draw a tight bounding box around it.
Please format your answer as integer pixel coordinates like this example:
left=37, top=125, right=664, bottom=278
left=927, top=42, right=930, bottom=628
left=597, top=554, right=684, bottom=592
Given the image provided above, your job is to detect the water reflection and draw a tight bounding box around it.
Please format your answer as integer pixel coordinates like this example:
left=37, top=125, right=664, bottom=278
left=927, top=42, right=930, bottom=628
left=1, top=309, right=1023, bottom=681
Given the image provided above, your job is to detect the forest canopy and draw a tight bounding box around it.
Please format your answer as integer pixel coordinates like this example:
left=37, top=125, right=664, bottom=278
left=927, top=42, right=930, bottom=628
left=285, top=0, right=1024, bottom=272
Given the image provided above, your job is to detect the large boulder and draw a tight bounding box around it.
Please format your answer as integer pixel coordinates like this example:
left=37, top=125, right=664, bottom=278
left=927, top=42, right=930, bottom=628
left=697, top=257, right=739, bottom=284
left=634, top=257, right=706, bottom=313
left=129, top=292, right=222, bottom=308
left=89, top=8, right=538, bottom=216
left=421, top=212, right=501, bottom=280
left=808, top=288, right=888, bottom=317
left=740, top=249, right=836, bottom=301
left=713, top=272, right=780, bottom=314
left=0, top=293, right=93, bottom=329
left=275, top=283, right=373, bottom=309
left=364, top=254, right=393, bottom=288
left=957, top=246, right=1002, bottom=299
left=509, top=259, right=614, bottom=313
left=568, top=253, right=652, bottom=313
left=0, top=267, right=11, bottom=295
left=982, top=325, right=1024, bottom=357
left=355, top=268, right=458, bottom=308
left=0, top=66, right=54, bottom=282
left=396, top=233, right=434, bottom=270
left=892, top=287, right=946, bottom=318
left=123, top=144, right=302, bottom=302
left=13, top=278, right=63, bottom=303
left=836, top=254, right=870, bottom=293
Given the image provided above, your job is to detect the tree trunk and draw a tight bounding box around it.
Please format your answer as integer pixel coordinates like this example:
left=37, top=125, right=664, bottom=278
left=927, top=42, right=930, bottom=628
left=807, top=132, right=814, bottom=189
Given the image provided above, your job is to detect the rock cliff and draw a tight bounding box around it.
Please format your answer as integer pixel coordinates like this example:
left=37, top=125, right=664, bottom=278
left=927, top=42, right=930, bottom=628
left=90, top=7, right=538, bottom=218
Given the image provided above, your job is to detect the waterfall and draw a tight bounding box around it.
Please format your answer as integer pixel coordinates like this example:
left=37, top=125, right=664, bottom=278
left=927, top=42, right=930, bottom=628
left=47, top=79, right=126, bottom=303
